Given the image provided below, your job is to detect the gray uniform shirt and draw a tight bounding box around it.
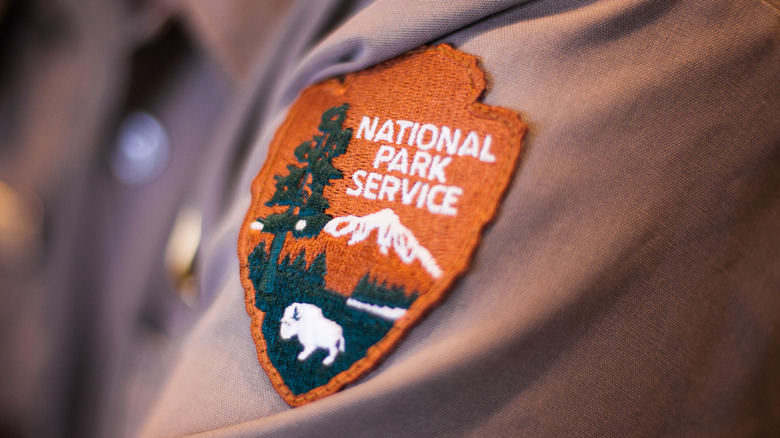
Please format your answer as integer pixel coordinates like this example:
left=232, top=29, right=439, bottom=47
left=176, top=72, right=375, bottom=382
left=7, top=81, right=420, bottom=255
left=1, top=0, right=778, bottom=437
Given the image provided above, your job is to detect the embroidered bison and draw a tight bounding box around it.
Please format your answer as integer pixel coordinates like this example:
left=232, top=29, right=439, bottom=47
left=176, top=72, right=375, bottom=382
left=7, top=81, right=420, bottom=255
left=279, top=302, right=345, bottom=366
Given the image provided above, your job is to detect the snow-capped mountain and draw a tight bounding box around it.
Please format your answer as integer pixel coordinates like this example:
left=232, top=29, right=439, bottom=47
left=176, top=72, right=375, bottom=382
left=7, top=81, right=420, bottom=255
left=323, top=208, right=443, bottom=279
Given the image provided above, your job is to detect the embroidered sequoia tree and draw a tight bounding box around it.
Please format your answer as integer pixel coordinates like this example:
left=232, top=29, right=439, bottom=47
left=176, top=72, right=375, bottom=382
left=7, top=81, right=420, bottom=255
left=247, top=103, right=422, bottom=394
left=254, top=104, right=353, bottom=296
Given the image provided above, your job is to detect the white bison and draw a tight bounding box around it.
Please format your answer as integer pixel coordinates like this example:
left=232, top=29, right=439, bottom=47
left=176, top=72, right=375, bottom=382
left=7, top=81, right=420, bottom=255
left=279, top=302, right=345, bottom=366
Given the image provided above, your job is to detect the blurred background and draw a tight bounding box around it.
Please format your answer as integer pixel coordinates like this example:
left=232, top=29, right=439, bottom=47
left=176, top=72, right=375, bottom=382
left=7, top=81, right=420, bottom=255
left=0, top=1, right=300, bottom=436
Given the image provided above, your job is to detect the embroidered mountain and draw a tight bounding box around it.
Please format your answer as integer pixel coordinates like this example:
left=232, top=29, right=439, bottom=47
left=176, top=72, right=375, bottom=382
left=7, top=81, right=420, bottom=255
left=323, top=208, right=442, bottom=279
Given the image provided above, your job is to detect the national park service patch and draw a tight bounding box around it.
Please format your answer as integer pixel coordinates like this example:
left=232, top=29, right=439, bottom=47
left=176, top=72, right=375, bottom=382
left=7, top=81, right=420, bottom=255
left=238, top=44, right=526, bottom=406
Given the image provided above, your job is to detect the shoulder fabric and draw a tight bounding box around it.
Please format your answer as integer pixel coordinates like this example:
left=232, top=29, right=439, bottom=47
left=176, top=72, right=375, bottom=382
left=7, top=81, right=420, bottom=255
left=132, top=1, right=780, bottom=436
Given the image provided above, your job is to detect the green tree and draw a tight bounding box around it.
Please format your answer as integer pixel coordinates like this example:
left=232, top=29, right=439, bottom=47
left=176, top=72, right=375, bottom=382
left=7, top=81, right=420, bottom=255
left=255, top=104, right=352, bottom=295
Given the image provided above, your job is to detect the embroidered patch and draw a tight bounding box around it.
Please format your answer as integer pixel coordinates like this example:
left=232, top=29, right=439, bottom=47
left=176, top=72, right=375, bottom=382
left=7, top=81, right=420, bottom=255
left=238, top=44, right=526, bottom=406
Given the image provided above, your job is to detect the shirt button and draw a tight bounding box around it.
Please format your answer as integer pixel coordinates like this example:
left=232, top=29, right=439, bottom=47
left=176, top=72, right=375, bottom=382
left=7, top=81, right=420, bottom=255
left=112, top=111, right=170, bottom=185
left=164, top=206, right=202, bottom=308
left=0, top=181, right=44, bottom=270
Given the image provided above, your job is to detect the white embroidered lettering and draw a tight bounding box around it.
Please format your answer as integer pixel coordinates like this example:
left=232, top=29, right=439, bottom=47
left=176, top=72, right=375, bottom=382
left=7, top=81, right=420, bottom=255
left=364, top=172, right=382, bottom=199
left=409, top=151, right=432, bottom=178
left=378, top=175, right=401, bottom=201
left=428, top=155, right=451, bottom=183
left=407, top=123, right=420, bottom=146
left=387, top=147, right=409, bottom=174
left=457, top=131, right=480, bottom=158
left=401, top=179, right=421, bottom=205
left=356, top=116, right=378, bottom=141
left=415, top=124, right=438, bottom=150
left=426, top=185, right=447, bottom=214
left=373, top=145, right=395, bottom=168
left=479, top=135, right=496, bottom=162
left=416, top=183, right=430, bottom=209
left=436, top=126, right=461, bottom=155
left=346, top=170, right=367, bottom=196
left=395, top=120, right=413, bottom=144
left=374, top=119, right=395, bottom=143
left=440, top=186, right=463, bottom=215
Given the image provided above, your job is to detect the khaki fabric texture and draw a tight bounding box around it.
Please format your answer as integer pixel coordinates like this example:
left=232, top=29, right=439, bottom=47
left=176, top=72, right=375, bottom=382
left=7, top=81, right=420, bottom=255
left=143, top=0, right=780, bottom=436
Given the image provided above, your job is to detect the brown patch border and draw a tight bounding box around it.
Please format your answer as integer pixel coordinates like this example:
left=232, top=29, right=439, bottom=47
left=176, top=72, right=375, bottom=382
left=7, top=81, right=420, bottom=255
left=237, top=44, right=526, bottom=406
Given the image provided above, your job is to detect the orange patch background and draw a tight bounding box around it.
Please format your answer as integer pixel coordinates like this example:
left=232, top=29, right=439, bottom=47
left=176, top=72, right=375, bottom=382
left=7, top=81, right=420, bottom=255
left=238, top=44, right=526, bottom=405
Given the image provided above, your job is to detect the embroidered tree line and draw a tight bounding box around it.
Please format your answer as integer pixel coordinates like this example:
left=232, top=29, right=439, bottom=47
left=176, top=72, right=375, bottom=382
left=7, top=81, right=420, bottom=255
left=254, top=104, right=353, bottom=295
left=247, top=104, right=423, bottom=391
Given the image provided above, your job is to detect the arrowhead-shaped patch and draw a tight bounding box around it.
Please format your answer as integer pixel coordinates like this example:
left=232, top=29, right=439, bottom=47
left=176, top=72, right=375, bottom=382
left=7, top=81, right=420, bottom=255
left=238, top=44, right=526, bottom=406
